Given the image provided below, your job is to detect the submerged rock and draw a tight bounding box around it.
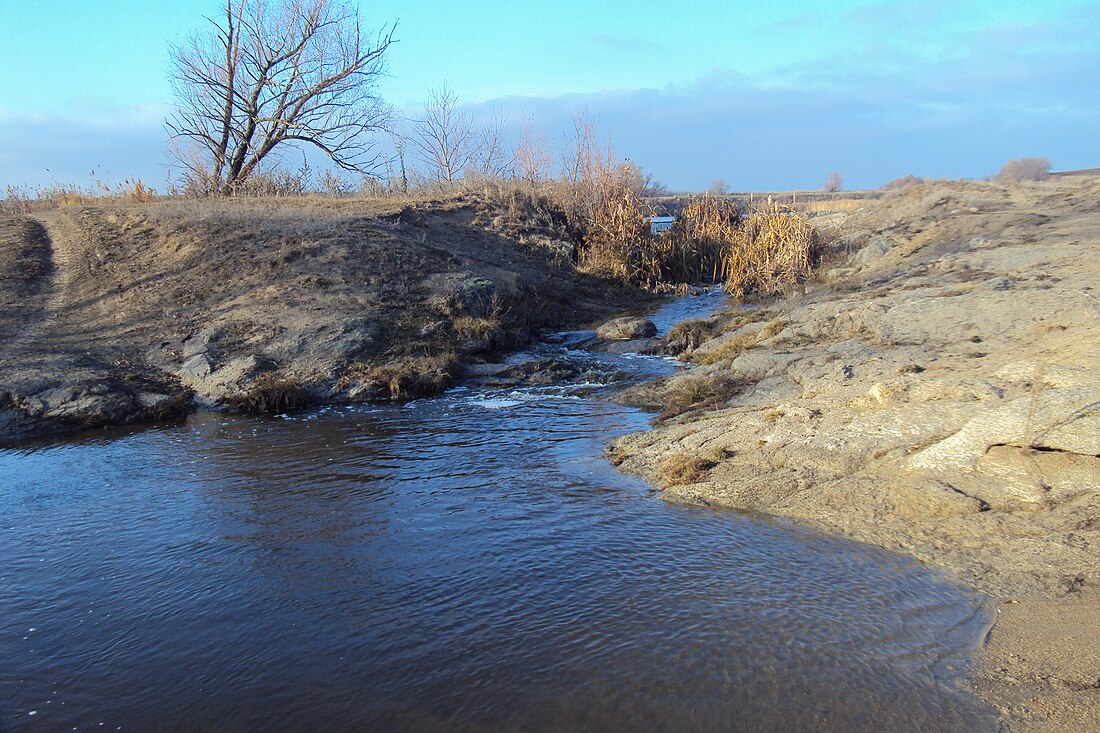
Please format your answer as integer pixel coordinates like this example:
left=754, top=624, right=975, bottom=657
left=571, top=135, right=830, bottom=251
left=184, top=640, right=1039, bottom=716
left=483, top=358, right=580, bottom=386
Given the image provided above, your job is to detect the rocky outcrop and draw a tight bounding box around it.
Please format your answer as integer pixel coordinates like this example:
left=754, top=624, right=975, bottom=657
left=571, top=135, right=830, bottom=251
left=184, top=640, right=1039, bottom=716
left=0, top=372, right=192, bottom=441
left=611, top=178, right=1100, bottom=599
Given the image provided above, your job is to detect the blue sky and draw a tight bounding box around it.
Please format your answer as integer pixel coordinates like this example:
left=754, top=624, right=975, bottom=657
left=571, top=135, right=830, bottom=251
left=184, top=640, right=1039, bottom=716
left=1, top=0, right=1096, bottom=191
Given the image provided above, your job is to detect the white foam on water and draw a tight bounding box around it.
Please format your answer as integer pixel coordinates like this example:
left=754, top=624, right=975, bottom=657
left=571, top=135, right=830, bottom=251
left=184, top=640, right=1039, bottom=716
left=469, top=397, right=523, bottom=410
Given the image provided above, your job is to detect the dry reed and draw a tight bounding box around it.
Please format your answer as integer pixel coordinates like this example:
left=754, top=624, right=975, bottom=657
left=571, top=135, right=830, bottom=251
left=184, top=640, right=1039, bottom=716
left=722, top=202, right=817, bottom=298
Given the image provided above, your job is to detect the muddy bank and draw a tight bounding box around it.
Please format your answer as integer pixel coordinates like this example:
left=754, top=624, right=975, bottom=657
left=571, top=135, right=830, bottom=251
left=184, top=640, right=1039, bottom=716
left=0, top=194, right=645, bottom=441
left=610, top=177, right=1100, bottom=732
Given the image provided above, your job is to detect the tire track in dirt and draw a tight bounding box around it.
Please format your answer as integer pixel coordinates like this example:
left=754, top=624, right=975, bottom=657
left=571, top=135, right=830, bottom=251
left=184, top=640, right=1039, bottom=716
left=1, top=210, right=93, bottom=365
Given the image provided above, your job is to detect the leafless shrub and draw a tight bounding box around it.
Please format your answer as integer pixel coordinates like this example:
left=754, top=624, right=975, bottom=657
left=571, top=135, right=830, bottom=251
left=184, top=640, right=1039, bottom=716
left=996, top=157, right=1051, bottom=182
left=472, top=105, right=514, bottom=180
left=514, top=116, right=554, bottom=184
left=316, top=169, right=351, bottom=196
left=230, top=169, right=310, bottom=197
left=823, top=171, right=843, bottom=193
left=881, top=174, right=924, bottom=190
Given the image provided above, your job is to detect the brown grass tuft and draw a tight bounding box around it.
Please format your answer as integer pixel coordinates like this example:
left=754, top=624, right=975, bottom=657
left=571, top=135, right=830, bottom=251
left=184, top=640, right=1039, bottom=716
left=657, top=453, right=716, bottom=486
left=665, top=319, right=716, bottom=355
left=452, top=315, right=502, bottom=341
left=225, top=373, right=314, bottom=414
left=352, top=352, right=460, bottom=400
left=660, top=373, right=747, bottom=420
left=687, top=333, right=761, bottom=366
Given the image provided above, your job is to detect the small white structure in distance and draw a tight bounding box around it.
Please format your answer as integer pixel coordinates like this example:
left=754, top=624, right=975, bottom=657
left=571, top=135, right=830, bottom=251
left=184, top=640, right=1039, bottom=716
left=649, top=216, right=676, bottom=235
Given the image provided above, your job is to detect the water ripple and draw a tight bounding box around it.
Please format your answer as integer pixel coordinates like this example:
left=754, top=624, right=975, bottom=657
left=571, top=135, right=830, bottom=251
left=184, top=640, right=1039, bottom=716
left=0, top=292, right=996, bottom=732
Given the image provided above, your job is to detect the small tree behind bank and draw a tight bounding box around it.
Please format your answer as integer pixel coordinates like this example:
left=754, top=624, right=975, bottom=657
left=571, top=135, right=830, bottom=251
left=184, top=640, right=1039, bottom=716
left=996, top=157, right=1051, bottom=182
left=167, top=0, right=395, bottom=195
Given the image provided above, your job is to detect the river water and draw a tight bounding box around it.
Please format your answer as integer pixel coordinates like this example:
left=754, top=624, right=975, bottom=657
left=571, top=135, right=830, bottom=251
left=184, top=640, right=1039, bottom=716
left=0, top=292, right=997, bottom=732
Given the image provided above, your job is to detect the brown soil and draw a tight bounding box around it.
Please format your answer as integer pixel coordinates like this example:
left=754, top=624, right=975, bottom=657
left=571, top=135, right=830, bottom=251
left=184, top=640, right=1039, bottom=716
left=0, top=193, right=642, bottom=439
left=611, top=176, right=1100, bottom=732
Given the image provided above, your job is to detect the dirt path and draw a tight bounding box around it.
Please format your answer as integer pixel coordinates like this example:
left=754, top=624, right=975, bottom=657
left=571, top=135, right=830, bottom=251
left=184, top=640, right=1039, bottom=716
left=0, top=217, right=54, bottom=350
left=1, top=211, right=90, bottom=362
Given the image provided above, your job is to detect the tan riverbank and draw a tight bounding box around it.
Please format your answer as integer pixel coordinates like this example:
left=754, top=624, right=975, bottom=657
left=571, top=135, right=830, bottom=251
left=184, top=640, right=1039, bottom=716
left=611, top=177, right=1100, bottom=731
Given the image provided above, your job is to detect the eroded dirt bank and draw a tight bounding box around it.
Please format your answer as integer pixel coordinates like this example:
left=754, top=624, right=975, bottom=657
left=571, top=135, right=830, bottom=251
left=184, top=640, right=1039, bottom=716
left=611, top=177, right=1099, bottom=732
left=0, top=194, right=640, bottom=441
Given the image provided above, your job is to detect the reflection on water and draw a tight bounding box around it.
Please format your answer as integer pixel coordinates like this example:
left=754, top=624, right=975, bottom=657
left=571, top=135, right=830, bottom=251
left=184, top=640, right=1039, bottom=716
left=0, top=294, right=996, bottom=732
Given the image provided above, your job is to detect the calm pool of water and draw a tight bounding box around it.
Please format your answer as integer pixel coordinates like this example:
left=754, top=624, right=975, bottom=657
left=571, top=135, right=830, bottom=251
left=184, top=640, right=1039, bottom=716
left=0, top=293, right=996, bottom=732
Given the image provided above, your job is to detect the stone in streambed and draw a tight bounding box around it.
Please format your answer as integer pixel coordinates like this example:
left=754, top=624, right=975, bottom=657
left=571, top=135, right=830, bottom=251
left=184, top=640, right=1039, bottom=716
left=595, top=317, right=657, bottom=341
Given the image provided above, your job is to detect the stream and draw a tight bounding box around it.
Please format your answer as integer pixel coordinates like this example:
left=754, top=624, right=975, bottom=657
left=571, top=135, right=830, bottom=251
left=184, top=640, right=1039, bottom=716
left=0, top=290, right=997, bottom=731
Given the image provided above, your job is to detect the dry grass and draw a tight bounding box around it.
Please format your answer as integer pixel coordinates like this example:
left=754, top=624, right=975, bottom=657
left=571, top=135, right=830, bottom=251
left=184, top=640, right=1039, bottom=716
left=580, top=183, right=654, bottom=281
left=657, top=453, right=716, bottom=486
left=472, top=183, right=579, bottom=244
left=351, top=352, right=460, bottom=400
left=687, top=332, right=761, bottom=365
left=450, top=292, right=506, bottom=342
left=660, top=373, right=746, bottom=420
left=3, top=179, right=159, bottom=214
left=760, top=318, right=788, bottom=339
left=7, top=166, right=817, bottom=296
left=668, top=309, right=771, bottom=362
left=224, top=373, right=314, bottom=414
left=796, top=199, right=868, bottom=214
left=580, top=188, right=756, bottom=289
left=723, top=202, right=817, bottom=298
left=666, top=319, right=716, bottom=354
left=452, top=315, right=502, bottom=341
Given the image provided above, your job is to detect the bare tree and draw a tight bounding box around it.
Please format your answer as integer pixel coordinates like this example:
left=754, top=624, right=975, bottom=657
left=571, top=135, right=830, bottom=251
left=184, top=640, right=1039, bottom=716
left=391, top=132, right=409, bottom=194
left=620, top=160, right=666, bottom=197
left=407, top=84, right=476, bottom=187
left=706, top=179, right=728, bottom=195
left=996, top=157, right=1051, bottom=182
left=823, top=171, right=843, bottom=193
left=167, top=0, right=395, bottom=195
left=559, top=109, right=612, bottom=184
left=514, top=116, right=553, bottom=183
left=472, top=105, right=514, bottom=179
